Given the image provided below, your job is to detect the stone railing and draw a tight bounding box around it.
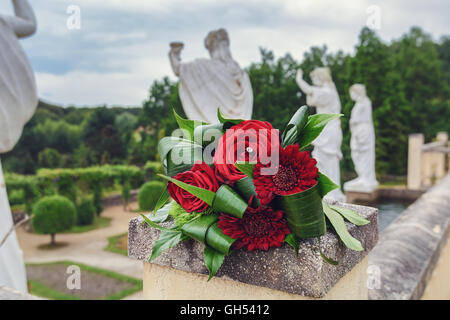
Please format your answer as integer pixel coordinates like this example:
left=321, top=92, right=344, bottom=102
left=128, top=202, right=378, bottom=300
left=407, top=132, right=449, bottom=190
left=369, top=174, right=450, bottom=300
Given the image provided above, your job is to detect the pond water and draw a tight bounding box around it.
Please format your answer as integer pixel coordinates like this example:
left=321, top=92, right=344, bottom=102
left=371, top=199, right=413, bottom=232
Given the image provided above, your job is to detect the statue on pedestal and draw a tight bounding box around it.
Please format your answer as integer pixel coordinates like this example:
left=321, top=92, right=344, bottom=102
left=296, top=67, right=346, bottom=202
left=0, top=0, right=38, bottom=292
left=169, top=28, right=253, bottom=123
left=344, top=84, right=378, bottom=193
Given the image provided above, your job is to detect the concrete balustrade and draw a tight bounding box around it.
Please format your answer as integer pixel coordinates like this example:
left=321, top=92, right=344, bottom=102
left=128, top=203, right=378, bottom=300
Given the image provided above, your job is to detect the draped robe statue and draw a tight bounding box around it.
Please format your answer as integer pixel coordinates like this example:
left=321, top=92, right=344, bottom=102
left=169, top=28, right=253, bottom=123
left=296, top=67, right=346, bottom=202
left=0, top=0, right=38, bottom=292
left=343, top=84, right=378, bottom=193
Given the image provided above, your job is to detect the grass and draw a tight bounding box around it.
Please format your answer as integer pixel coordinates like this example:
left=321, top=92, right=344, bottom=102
left=27, top=260, right=142, bottom=300
left=104, top=232, right=128, bottom=256
left=62, top=216, right=111, bottom=234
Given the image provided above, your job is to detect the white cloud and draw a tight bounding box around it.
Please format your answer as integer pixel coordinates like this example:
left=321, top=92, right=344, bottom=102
left=1, top=0, right=448, bottom=107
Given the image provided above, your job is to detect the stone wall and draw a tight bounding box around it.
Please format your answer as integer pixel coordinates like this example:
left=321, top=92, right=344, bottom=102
left=369, top=174, right=450, bottom=300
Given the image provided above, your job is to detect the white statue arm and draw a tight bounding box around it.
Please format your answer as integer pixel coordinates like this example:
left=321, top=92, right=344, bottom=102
left=169, top=42, right=184, bottom=77
left=2, top=0, right=37, bottom=38
left=296, top=69, right=314, bottom=95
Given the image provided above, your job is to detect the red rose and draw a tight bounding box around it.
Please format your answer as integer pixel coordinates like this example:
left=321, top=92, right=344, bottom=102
left=167, top=162, right=219, bottom=213
left=213, top=120, right=279, bottom=184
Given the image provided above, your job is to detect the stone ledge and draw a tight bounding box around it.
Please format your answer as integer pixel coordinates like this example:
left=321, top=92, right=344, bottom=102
left=128, top=202, right=378, bottom=298
left=369, top=174, right=450, bottom=300
left=0, top=286, right=42, bottom=300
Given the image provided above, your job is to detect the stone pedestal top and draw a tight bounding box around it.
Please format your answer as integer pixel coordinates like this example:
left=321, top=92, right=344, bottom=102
left=128, top=202, right=378, bottom=298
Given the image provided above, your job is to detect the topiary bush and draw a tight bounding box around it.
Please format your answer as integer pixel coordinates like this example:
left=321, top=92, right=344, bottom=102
left=138, top=181, right=166, bottom=211
left=32, top=195, right=77, bottom=245
left=76, top=198, right=95, bottom=226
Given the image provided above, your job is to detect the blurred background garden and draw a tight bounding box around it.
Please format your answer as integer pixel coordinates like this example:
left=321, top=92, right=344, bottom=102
left=1, top=0, right=449, bottom=300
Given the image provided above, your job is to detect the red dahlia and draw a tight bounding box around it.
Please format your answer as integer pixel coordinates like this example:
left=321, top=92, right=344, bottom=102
left=253, top=143, right=318, bottom=205
left=218, top=206, right=290, bottom=251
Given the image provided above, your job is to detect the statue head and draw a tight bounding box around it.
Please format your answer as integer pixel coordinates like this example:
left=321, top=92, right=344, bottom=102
left=204, top=28, right=231, bottom=60
left=310, top=67, right=333, bottom=87
left=349, top=84, right=367, bottom=101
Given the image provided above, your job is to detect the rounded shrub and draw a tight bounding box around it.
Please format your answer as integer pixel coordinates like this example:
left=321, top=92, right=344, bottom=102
left=138, top=181, right=166, bottom=211
left=76, top=198, right=95, bottom=226
left=32, top=195, right=77, bottom=245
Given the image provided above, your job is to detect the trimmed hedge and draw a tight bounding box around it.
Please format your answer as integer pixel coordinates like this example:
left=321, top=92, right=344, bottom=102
left=32, top=195, right=77, bottom=244
left=138, top=181, right=166, bottom=211
left=5, top=165, right=145, bottom=215
left=76, top=198, right=96, bottom=226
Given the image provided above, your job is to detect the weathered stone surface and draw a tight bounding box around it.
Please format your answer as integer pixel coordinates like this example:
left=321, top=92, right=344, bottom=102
left=129, top=202, right=378, bottom=298
left=369, top=174, right=450, bottom=300
left=0, top=286, right=42, bottom=300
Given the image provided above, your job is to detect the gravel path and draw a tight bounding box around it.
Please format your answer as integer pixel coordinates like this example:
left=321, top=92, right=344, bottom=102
left=16, top=203, right=144, bottom=299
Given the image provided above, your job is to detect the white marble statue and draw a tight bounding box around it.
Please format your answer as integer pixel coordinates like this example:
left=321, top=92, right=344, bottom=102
left=296, top=67, right=346, bottom=202
left=0, top=0, right=38, bottom=292
left=344, top=84, right=379, bottom=193
left=169, top=28, right=253, bottom=123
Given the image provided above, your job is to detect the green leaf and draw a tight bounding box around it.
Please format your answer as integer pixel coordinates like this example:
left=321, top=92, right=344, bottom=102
left=217, top=108, right=244, bottom=127
left=277, top=183, right=326, bottom=239
left=322, top=201, right=364, bottom=251
left=158, top=174, right=216, bottom=206
left=152, top=188, right=170, bottom=217
left=212, top=185, right=248, bottom=218
left=318, top=237, right=339, bottom=265
left=234, top=176, right=260, bottom=208
left=141, top=213, right=175, bottom=232
left=173, top=109, right=207, bottom=141
left=317, top=172, right=339, bottom=198
left=298, top=113, right=343, bottom=151
left=204, top=246, right=225, bottom=281
left=150, top=202, right=171, bottom=223
left=235, top=162, right=256, bottom=178
left=329, top=205, right=370, bottom=226
left=281, top=106, right=309, bottom=148
left=150, top=230, right=188, bottom=262
left=284, top=233, right=299, bottom=256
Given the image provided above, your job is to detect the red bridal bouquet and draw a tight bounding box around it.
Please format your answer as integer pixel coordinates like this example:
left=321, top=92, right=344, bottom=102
left=142, top=106, right=370, bottom=280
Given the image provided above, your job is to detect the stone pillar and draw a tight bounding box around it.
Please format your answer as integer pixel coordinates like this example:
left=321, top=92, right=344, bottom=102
left=435, top=132, right=448, bottom=181
left=128, top=203, right=378, bottom=300
left=407, top=134, right=424, bottom=190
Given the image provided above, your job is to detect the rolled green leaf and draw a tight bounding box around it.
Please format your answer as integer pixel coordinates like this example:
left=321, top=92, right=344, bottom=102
left=158, top=137, right=203, bottom=176
left=284, top=233, right=299, bottom=256
left=149, top=202, right=171, bottom=224
left=193, top=123, right=224, bottom=148
left=181, top=214, right=218, bottom=243
left=277, top=183, right=326, bottom=239
left=205, top=223, right=236, bottom=255
left=282, top=106, right=309, bottom=148
left=152, top=187, right=170, bottom=216
left=181, top=214, right=236, bottom=255
left=317, top=172, right=339, bottom=198
left=212, top=185, right=247, bottom=218
left=234, top=176, right=260, bottom=208
left=322, top=201, right=364, bottom=251
left=298, top=113, right=343, bottom=151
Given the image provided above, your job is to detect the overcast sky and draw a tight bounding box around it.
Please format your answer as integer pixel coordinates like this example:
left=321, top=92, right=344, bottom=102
left=1, top=0, right=448, bottom=107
